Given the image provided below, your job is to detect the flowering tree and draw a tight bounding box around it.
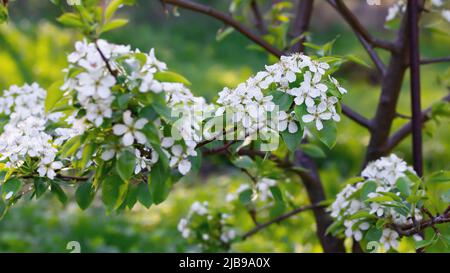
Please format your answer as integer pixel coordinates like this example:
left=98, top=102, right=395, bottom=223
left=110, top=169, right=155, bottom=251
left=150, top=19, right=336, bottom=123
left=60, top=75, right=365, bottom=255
left=0, top=0, right=449, bottom=253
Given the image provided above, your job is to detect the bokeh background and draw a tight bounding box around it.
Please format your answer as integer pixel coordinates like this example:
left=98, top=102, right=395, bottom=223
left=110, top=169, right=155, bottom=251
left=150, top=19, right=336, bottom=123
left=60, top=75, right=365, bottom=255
left=0, top=0, right=448, bottom=252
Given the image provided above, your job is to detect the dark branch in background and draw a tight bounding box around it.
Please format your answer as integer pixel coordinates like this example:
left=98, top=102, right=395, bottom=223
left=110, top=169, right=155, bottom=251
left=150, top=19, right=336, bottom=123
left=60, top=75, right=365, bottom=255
left=327, top=0, right=397, bottom=52
left=242, top=203, right=325, bottom=239
left=386, top=94, right=450, bottom=152
left=364, top=11, right=411, bottom=164
left=408, top=0, right=423, bottom=176
left=250, top=0, right=267, bottom=34
left=420, top=56, right=450, bottom=65
left=294, top=151, right=346, bottom=252
left=326, top=0, right=389, bottom=75
left=341, top=104, right=372, bottom=129
left=161, top=0, right=284, bottom=57
left=354, top=32, right=386, bottom=75
left=290, top=0, right=314, bottom=53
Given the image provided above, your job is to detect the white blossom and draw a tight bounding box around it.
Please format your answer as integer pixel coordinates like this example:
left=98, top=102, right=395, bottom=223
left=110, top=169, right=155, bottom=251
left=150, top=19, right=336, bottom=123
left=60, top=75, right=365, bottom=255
left=113, top=110, right=148, bottom=146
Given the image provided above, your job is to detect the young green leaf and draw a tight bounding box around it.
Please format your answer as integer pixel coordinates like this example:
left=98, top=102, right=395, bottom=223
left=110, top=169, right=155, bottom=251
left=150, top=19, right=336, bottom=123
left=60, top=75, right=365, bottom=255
left=115, top=150, right=136, bottom=181
left=75, top=182, right=96, bottom=210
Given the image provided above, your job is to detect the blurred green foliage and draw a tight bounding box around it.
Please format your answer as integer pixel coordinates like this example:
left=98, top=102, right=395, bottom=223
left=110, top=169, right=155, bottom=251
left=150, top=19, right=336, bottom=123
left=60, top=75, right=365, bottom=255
left=0, top=0, right=448, bottom=252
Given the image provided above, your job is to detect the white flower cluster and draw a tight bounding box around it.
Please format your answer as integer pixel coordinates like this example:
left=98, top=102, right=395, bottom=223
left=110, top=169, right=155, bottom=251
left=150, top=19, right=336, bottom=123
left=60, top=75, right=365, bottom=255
left=178, top=201, right=236, bottom=248
left=330, top=154, right=423, bottom=251
left=63, top=39, right=125, bottom=127
left=63, top=40, right=212, bottom=176
left=386, top=0, right=450, bottom=23
left=216, top=53, right=346, bottom=134
left=0, top=83, right=65, bottom=179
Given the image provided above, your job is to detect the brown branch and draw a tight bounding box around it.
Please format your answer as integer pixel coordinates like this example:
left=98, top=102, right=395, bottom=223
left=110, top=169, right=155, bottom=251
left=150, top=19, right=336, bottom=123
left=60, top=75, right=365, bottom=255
left=386, top=94, right=450, bottom=152
left=408, top=0, right=423, bottom=176
left=389, top=210, right=450, bottom=236
left=290, top=0, right=314, bottom=53
left=326, top=0, right=388, bottom=75
left=341, top=104, right=372, bottom=129
left=364, top=12, right=411, bottom=164
left=327, top=0, right=396, bottom=52
left=161, top=0, right=284, bottom=57
left=95, top=40, right=118, bottom=77
left=242, top=203, right=325, bottom=239
left=420, top=56, right=450, bottom=65
left=354, top=32, right=386, bottom=75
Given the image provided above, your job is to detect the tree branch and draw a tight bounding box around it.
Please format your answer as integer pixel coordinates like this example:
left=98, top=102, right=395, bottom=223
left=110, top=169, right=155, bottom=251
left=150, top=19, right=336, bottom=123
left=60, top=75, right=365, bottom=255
left=420, top=56, right=450, bottom=65
left=386, top=94, right=450, bottom=152
left=250, top=0, right=267, bottom=34
left=364, top=12, right=410, bottom=164
left=407, top=0, right=424, bottom=176
left=389, top=209, right=450, bottom=236
left=341, top=104, right=372, bottom=130
left=242, top=203, right=325, bottom=239
left=161, top=0, right=284, bottom=57
left=326, top=0, right=397, bottom=52
left=290, top=0, right=314, bottom=53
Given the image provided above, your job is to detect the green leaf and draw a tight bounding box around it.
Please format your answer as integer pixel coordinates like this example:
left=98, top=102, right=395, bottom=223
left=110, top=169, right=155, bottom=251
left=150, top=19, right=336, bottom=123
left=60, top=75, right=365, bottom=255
left=51, top=182, right=67, bottom=204
left=102, top=174, right=128, bottom=209
left=79, top=143, right=97, bottom=170
left=2, top=178, right=21, bottom=200
left=349, top=211, right=373, bottom=220
left=366, top=195, right=394, bottom=203
left=300, top=143, right=326, bottom=158
left=154, top=71, right=191, bottom=86
left=33, top=177, right=48, bottom=198
left=296, top=104, right=337, bottom=148
left=149, top=161, right=171, bottom=205
left=0, top=4, right=8, bottom=24
left=239, top=188, right=253, bottom=204
left=232, top=156, right=255, bottom=170
left=313, top=120, right=337, bottom=149
left=270, top=186, right=284, bottom=203
left=45, top=81, right=64, bottom=112
left=281, top=127, right=303, bottom=152
left=216, top=26, right=234, bottom=41
left=427, top=171, right=450, bottom=184
left=345, top=54, right=371, bottom=69
left=101, top=18, right=129, bottom=33
left=75, top=182, right=96, bottom=210
left=115, top=150, right=136, bottom=181
left=415, top=236, right=438, bottom=249
left=360, top=181, right=377, bottom=201
left=105, top=0, right=135, bottom=21
left=271, top=90, right=293, bottom=111
left=57, top=13, right=84, bottom=28
left=141, top=123, right=160, bottom=146
left=125, top=184, right=138, bottom=209
left=365, top=227, right=382, bottom=242
left=396, top=177, right=411, bottom=197
left=137, top=183, right=152, bottom=208
left=60, top=135, right=82, bottom=158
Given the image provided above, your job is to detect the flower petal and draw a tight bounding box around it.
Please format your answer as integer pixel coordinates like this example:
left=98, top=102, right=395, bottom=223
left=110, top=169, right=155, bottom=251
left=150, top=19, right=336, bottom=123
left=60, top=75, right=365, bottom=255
left=113, top=124, right=128, bottom=136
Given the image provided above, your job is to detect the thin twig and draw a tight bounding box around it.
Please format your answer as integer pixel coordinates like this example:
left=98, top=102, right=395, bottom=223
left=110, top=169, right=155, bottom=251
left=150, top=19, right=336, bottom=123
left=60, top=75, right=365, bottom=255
left=242, top=203, right=326, bottom=239
left=250, top=0, right=267, bottom=34
left=386, top=94, right=450, bottom=152
left=326, top=0, right=396, bottom=52
left=420, top=56, right=450, bottom=65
